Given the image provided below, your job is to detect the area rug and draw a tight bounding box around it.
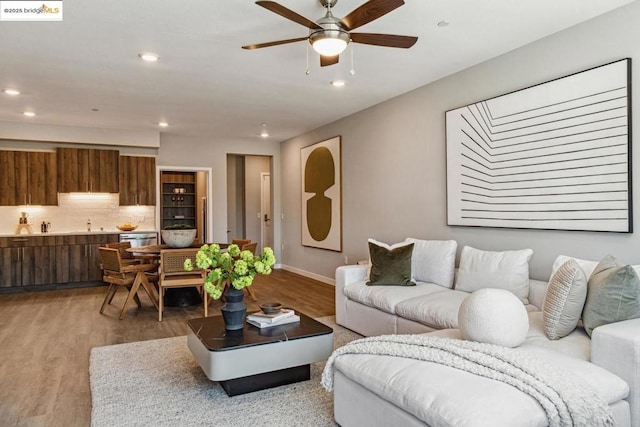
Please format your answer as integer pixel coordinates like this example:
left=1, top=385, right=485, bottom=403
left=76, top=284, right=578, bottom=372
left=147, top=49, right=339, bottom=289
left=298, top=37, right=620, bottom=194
left=89, top=316, right=361, bottom=427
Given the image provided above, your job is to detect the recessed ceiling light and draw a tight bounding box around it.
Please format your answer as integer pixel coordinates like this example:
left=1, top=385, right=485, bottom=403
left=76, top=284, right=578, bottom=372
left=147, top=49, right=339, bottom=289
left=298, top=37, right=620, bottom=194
left=4, top=88, right=20, bottom=96
left=260, top=123, right=269, bottom=138
left=138, top=52, right=159, bottom=62
left=330, top=80, right=346, bottom=87
left=23, top=111, right=35, bottom=117
left=158, top=121, right=169, bottom=127
left=437, top=20, right=449, bottom=27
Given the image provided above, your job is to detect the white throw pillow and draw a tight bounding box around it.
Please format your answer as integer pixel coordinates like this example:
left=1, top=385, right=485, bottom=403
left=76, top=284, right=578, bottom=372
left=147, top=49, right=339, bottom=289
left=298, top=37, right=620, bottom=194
left=551, top=255, right=640, bottom=284
left=550, top=255, right=599, bottom=281
left=542, top=259, right=588, bottom=340
left=404, top=238, right=457, bottom=288
left=458, top=288, right=529, bottom=348
left=455, top=246, right=533, bottom=304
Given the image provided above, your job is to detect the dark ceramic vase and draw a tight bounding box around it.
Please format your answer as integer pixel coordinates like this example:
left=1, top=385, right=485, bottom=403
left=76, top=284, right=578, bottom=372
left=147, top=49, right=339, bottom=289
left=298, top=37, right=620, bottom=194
left=221, top=286, right=246, bottom=331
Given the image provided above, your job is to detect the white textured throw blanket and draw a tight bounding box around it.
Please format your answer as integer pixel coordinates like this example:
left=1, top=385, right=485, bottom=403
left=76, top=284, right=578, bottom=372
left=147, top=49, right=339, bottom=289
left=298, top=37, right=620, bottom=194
left=322, top=335, right=614, bottom=427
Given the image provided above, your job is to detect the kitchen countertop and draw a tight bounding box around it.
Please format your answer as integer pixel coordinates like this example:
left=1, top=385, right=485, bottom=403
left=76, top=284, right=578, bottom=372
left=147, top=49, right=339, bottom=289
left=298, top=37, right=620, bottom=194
left=0, top=229, right=159, bottom=238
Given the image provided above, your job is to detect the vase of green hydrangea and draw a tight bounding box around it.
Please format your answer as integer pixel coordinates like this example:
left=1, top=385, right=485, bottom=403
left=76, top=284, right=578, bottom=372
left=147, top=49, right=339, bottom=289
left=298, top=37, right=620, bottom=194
left=184, top=243, right=276, bottom=331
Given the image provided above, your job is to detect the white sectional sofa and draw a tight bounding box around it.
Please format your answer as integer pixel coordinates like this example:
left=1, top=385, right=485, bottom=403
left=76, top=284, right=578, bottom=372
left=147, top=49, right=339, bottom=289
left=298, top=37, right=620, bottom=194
left=333, top=243, right=640, bottom=427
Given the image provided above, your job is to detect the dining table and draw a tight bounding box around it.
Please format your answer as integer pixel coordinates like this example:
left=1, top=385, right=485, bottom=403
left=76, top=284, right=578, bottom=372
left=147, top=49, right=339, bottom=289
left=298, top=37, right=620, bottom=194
left=126, top=243, right=228, bottom=307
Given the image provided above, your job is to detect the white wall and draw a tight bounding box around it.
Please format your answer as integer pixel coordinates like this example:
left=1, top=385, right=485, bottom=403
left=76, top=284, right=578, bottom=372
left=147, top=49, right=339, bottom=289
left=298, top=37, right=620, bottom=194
left=157, top=133, right=281, bottom=260
left=280, top=1, right=640, bottom=281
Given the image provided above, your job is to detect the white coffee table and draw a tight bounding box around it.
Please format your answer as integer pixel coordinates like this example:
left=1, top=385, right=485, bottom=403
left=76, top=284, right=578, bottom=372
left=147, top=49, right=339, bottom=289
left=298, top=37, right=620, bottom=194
left=187, top=310, right=333, bottom=396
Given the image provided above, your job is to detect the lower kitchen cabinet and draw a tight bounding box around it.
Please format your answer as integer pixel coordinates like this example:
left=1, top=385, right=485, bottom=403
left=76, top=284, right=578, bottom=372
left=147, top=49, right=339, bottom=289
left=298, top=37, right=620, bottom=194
left=57, top=234, right=119, bottom=284
left=0, top=233, right=119, bottom=290
left=0, top=237, right=56, bottom=287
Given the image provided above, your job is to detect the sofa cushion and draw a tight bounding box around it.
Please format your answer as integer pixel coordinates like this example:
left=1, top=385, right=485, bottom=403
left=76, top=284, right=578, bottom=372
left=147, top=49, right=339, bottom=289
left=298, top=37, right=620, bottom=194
left=583, top=255, right=640, bottom=337
left=395, top=289, right=470, bottom=329
left=404, top=238, right=456, bottom=288
left=524, top=311, right=591, bottom=361
left=334, top=343, right=628, bottom=427
left=455, top=246, right=533, bottom=304
left=459, top=288, right=529, bottom=348
left=367, top=240, right=415, bottom=286
left=344, top=280, right=445, bottom=315
left=543, top=259, right=588, bottom=340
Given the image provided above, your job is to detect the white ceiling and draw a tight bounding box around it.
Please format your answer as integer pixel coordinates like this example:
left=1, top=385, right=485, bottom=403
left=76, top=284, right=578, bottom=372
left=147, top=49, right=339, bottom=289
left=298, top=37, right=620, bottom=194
left=0, top=0, right=635, bottom=144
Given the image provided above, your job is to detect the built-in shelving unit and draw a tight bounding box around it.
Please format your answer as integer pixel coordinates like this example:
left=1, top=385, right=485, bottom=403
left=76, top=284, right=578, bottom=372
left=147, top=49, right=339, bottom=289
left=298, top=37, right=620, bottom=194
left=160, top=171, right=197, bottom=231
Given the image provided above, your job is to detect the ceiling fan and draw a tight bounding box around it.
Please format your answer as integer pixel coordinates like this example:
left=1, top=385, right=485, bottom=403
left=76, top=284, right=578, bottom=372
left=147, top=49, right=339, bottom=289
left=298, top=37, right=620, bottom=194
left=242, top=0, right=418, bottom=67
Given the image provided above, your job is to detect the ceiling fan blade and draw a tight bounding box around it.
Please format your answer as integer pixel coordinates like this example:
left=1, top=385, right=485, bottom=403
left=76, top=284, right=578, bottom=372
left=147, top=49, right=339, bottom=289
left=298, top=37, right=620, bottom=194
left=256, top=1, right=322, bottom=30
left=320, top=55, right=340, bottom=67
left=340, top=0, right=405, bottom=31
left=350, top=33, right=417, bottom=48
left=242, top=37, right=308, bottom=50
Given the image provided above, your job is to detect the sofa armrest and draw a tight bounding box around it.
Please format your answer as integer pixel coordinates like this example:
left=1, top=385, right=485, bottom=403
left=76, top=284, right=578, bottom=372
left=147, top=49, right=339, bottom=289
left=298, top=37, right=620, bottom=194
left=335, top=265, right=368, bottom=326
left=592, top=318, right=640, bottom=426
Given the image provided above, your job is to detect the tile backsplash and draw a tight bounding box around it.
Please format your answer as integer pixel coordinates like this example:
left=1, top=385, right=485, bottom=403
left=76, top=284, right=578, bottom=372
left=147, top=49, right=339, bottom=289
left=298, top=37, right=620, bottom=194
left=0, top=194, right=156, bottom=234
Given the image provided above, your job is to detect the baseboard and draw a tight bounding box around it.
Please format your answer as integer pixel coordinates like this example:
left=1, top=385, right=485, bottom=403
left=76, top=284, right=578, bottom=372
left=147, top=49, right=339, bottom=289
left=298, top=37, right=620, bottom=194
left=277, top=264, right=335, bottom=286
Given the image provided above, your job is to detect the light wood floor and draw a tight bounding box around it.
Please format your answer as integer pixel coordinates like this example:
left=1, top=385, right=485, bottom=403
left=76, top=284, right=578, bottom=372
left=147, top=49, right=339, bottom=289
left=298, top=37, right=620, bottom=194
left=0, top=269, right=335, bottom=427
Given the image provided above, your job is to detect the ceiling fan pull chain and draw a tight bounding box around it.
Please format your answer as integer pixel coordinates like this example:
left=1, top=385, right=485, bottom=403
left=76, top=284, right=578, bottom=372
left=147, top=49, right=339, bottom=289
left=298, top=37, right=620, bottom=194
left=350, top=43, right=355, bottom=75
left=305, top=44, right=311, bottom=75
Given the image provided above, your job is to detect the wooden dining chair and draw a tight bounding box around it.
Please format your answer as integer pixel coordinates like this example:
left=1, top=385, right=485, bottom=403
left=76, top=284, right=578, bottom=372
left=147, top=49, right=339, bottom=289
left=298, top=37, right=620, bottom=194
left=98, top=247, right=160, bottom=320
left=241, top=241, right=257, bottom=255
left=231, top=238, right=251, bottom=247
left=105, top=242, right=142, bottom=265
left=158, top=249, right=207, bottom=322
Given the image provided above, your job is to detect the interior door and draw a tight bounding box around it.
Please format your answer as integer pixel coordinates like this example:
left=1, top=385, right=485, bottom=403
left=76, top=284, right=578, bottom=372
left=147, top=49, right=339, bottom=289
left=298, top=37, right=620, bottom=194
left=261, top=173, right=272, bottom=250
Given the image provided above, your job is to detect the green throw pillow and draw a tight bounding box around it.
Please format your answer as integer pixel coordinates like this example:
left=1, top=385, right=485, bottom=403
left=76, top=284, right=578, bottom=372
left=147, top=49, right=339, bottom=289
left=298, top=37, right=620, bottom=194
left=367, top=241, right=415, bottom=286
left=582, top=255, right=640, bottom=337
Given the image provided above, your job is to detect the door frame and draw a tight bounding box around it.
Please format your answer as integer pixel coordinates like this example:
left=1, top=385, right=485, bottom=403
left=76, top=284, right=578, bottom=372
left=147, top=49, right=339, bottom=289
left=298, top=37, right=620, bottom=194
left=156, top=165, right=214, bottom=243
left=260, top=172, right=271, bottom=251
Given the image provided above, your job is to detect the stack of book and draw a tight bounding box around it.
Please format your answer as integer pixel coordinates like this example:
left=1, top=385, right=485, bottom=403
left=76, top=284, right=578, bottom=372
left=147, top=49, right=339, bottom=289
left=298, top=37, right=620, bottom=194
left=247, top=308, right=300, bottom=328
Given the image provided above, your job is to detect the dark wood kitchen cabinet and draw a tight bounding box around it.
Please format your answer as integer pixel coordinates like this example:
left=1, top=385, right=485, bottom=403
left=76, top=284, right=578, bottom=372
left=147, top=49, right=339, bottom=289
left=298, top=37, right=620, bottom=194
left=57, top=148, right=119, bottom=193
left=0, top=236, right=57, bottom=288
left=55, top=234, right=119, bottom=283
left=119, top=155, right=156, bottom=205
left=0, top=233, right=119, bottom=290
left=0, top=150, right=58, bottom=206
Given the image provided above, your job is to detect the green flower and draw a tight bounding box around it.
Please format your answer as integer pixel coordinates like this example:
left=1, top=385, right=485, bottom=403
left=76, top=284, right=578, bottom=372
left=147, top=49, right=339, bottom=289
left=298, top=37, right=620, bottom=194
left=240, top=250, right=253, bottom=262
left=185, top=244, right=276, bottom=300
left=234, top=260, right=248, bottom=275
left=227, top=244, right=241, bottom=257
left=232, top=275, right=253, bottom=290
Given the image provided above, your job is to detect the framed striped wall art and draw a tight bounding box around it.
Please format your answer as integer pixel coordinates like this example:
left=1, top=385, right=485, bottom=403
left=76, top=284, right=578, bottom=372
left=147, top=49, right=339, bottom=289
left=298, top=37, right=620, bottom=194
left=446, top=58, right=632, bottom=232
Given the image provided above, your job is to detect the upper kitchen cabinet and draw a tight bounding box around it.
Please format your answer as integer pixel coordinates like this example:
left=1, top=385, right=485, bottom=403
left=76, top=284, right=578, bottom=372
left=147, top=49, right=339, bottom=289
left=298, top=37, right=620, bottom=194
left=119, top=156, right=156, bottom=206
left=57, top=148, right=119, bottom=193
left=0, top=150, right=58, bottom=205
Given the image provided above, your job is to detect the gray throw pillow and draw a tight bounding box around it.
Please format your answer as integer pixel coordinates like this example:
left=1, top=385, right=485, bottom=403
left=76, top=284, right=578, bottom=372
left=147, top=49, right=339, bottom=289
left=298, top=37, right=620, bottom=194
left=543, top=259, right=587, bottom=340
left=582, top=255, right=640, bottom=337
left=367, top=241, right=415, bottom=286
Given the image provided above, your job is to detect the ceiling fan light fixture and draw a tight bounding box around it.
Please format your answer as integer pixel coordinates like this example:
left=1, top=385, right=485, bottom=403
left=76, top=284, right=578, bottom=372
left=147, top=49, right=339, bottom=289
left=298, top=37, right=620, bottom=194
left=310, top=30, right=350, bottom=57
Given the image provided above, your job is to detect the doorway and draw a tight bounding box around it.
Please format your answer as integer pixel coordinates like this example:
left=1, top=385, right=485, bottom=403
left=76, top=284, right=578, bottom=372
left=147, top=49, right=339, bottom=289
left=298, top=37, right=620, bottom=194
left=227, top=155, right=273, bottom=249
